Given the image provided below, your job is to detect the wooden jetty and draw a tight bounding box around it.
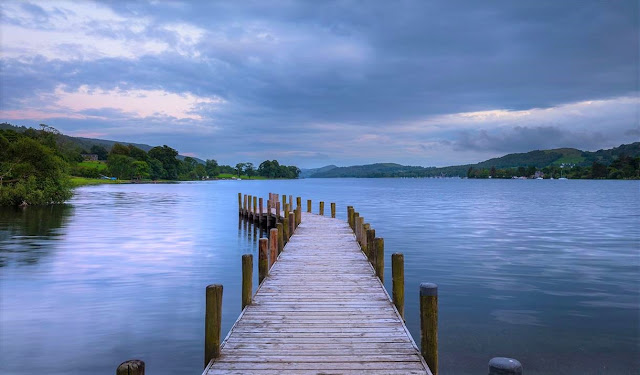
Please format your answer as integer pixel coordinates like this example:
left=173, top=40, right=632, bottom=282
left=117, top=192, right=523, bottom=375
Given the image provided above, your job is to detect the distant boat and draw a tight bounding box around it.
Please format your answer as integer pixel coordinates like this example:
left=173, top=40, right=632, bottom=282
left=536, top=177, right=543, bottom=180
left=559, top=177, right=568, bottom=180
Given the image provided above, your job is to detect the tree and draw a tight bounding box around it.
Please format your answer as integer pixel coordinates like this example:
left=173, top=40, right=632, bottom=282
left=107, top=154, right=134, bottom=179
left=90, top=145, right=108, bottom=160
left=235, top=163, right=245, bottom=177
left=131, top=161, right=150, bottom=180
left=244, top=162, right=255, bottom=177
left=490, top=166, right=496, bottom=178
left=110, top=143, right=130, bottom=156
left=148, top=159, right=165, bottom=180
left=148, top=145, right=180, bottom=180
left=205, top=159, right=219, bottom=177
left=128, top=145, right=148, bottom=162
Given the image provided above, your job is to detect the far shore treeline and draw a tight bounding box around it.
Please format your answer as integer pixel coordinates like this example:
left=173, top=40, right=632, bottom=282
left=0, top=123, right=300, bottom=206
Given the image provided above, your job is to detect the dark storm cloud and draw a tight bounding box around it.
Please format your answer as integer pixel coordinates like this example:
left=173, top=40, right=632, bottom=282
left=1, top=0, right=638, bottom=166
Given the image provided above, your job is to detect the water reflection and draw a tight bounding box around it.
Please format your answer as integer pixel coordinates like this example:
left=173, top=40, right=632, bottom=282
left=0, top=205, right=72, bottom=267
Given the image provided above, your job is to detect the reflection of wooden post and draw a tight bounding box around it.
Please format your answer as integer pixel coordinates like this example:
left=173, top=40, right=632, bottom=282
left=331, top=203, right=336, bottom=218
left=242, top=254, right=252, bottom=310
left=117, top=360, right=145, bottom=375
left=392, top=253, right=404, bottom=319
left=204, top=284, right=223, bottom=367
left=420, top=283, right=438, bottom=375
left=307, top=199, right=312, bottom=213
left=319, top=201, right=324, bottom=216
left=488, top=358, right=522, bottom=375
left=259, top=238, right=268, bottom=283
left=269, top=228, right=278, bottom=268
left=277, top=223, right=284, bottom=254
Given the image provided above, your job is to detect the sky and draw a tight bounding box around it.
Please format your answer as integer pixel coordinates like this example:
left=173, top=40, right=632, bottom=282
left=1, top=1, right=638, bottom=168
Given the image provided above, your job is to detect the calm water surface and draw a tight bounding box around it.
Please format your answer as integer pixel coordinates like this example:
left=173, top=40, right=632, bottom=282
left=1, top=179, right=638, bottom=374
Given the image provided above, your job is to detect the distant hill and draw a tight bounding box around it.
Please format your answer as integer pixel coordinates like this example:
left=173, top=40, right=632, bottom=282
left=299, top=165, right=337, bottom=178
left=0, top=123, right=205, bottom=163
left=311, top=142, right=640, bottom=178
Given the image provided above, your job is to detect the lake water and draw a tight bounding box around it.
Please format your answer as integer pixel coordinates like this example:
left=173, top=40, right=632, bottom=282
left=1, top=179, right=638, bottom=374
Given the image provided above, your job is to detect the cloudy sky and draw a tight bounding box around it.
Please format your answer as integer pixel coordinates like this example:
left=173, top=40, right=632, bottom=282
left=1, top=1, right=638, bottom=167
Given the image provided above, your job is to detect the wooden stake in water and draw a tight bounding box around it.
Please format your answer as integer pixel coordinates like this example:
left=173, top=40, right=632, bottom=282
left=319, top=201, right=325, bottom=216
left=420, top=283, right=438, bottom=375
left=204, top=284, right=223, bottom=367
left=374, top=237, right=384, bottom=282
left=392, top=253, right=404, bottom=319
left=259, top=197, right=263, bottom=226
left=269, top=228, right=278, bottom=269
left=242, top=254, right=252, bottom=310
left=366, top=228, right=376, bottom=260
left=307, top=199, right=312, bottom=213
left=258, top=238, right=268, bottom=283
left=277, top=222, right=284, bottom=254
left=237, top=193, right=242, bottom=214
left=331, top=202, right=336, bottom=218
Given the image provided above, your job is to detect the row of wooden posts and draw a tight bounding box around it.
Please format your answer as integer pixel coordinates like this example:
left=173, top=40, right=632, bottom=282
left=116, top=192, right=523, bottom=375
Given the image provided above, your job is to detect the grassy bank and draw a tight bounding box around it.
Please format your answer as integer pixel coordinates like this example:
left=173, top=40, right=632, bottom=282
left=217, top=173, right=267, bottom=180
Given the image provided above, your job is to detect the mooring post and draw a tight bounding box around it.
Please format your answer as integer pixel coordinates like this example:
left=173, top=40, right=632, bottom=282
left=295, top=206, right=301, bottom=227
left=374, top=237, right=384, bottom=282
left=319, top=201, right=325, bottom=216
left=253, top=196, right=257, bottom=222
left=266, top=199, right=271, bottom=227
left=283, top=212, right=289, bottom=244
left=362, top=223, right=370, bottom=252
left=243, top=194, right=247, bottom=217
left=259, top=238, right=268, bottom=284
left=282, top=194, right=286, bottom=214
left=392, top=253, right=404, bottom=319
left=277, top=222, right=284, bottom=254
left=116, top=360, right=145, bottom=375
left=247, top=195, right=252, bottom=219
left=353, top=212, right=359, bottom=234
left=289, top=195, right=292, bottom=209
left=420, top=283, right=438, bottom=375
left=288, top=212, right=295, bottom=240
left=275, top=201, right=280, bottom=223
left=366, top=228, right=376, bottom=260
left=347, top=206, right=353, bottom=228
left=356, top=216, right=364, bottom=246
left=259, top=198, right=263, bottom=226
left=488, top=357, right=523, bottom=375
left=296, top=196, right=301, bottom=210
left=238, top=193, right=242, bottom=215
left=331, top=202, right=336, bottom=218
left=307, top=199, right=312, bottom=213
left=242, top=254, right=252, bottom=310
left=269, top=228, right=278, bottom=269
left=204, top=284, right=223, bottom=368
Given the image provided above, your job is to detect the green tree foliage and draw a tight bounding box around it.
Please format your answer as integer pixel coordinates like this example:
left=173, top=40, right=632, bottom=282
left=0, top=129, right=72, bottom=206
left=110, top=143, right=131, bottom=156
left=107, top=154, right=135, bottom=179
left=148, top=159, right=165, bottom=180
left=256, top=160, right=300, bottom=178
left=205, top=159, right=219, bottom=177
left=148, top=145, right=179, bottom=179
left=90, top=145, right=108, bottom=160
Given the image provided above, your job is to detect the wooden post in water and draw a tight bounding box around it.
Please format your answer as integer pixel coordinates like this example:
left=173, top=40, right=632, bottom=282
left=331, top=202, right=336, bottom=218
left=347, top=206, right=353, bottom=229
left=296, top=196, right=301, bottom=210
left=258, top=238, right=268, bottom=284
left=277, top=222, right=284, bottom=254
left=247, top=195, right=252, bottom=219
left=269, top=228, right=278, bottom=269
left=243, top=195, right=247, bottom=217
left=259, top=198, right=263, bottom=226
left=288, top=212, right=295, bottom=240
left=392, top=253, right=404, bottom=319
left=289, top=195, right=292, bottom=209
left=356, top=216, right=364, bottom=246
left=117, top=360, right=145, bottom=375
left=204, top=284, right=223, bottom=367
left=283, top=212, right=289, bottom=244
left=307, top=199, right=312, bottom=213
left=488, top=358, right=523, bottom=375
left=238, top=193, right=242, bottom=215
left=242, top=254, right=252, bottom=310
left=420, top=283, right=438, bottom=375
left=295, top=206, right=301, bottom=227
left=353, top=212, right=359, bottom=234
left=366, top=228, right=376, bottom=260
left=253, top=196, right=257, bottom=222
left=275, top=201, right=280, bottom=224
left=374, top=237, right=384, bottom=282
left=319, top=201, right=325, bottom=216
left=362, top=223, right=370, bottom=252
left=266, top=199, right=271, bottom=227
left=282, top=194, right=286, bottom=213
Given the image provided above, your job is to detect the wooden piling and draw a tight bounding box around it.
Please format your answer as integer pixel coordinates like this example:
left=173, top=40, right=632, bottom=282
left=319, top=201, right=325, bottom=216
left=282, top=194, right=286, bottom=211
left=277, top=222, right=284, bottom=254
left=353, top=212, right=359, bottom=234
left=362, top=223, right=370, bottom=252
left=392, top=253, right=404, bottom=319
left=259, top=238, right=268, bottom=284
left=259, top=198, right=263, bottom=226
left=307, top=199, right=312, bottom=213
left=253, top=196, right=257, bottom=221
left=243, top=195, right=247, bottom=217
left=420, top=283, right=438, bottom=375
left=488, top=358, right=523, bottom=375
left=374, top=237, right=384, bottom=282
left=288, top=212, right=295, bottom=240
left=247, top=195, right=252, bottom=218
left=331, top=202, right=336, bottom=218
left=356, top=216, right=364, bottom=246
left=117, top=360, right=145, bottom=375
left=296, top=196, right=301, bottom=210
left=266, top=199, right=271, bottom=227
left=295, top=206, right=301, bottom=227
left=366, top=228, right=376, bottom=260
left=347, top=206, right=353, bottom=229
left=289, top=195, right=292, bottom=208
left=238, top=193, right=242, bottom=214
left=242, top=254, right=252, bottom=310
left=275, top=201, right=280, bottom=223
left=204, top=284, right=223, bottom=367
left=283, top=213, right=289, bottom=244
left=269, top=228, right=278, bottom=269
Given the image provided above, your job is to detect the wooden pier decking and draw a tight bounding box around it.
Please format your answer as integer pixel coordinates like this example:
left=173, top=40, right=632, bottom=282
left=203, top=211, right=432, bottom=375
